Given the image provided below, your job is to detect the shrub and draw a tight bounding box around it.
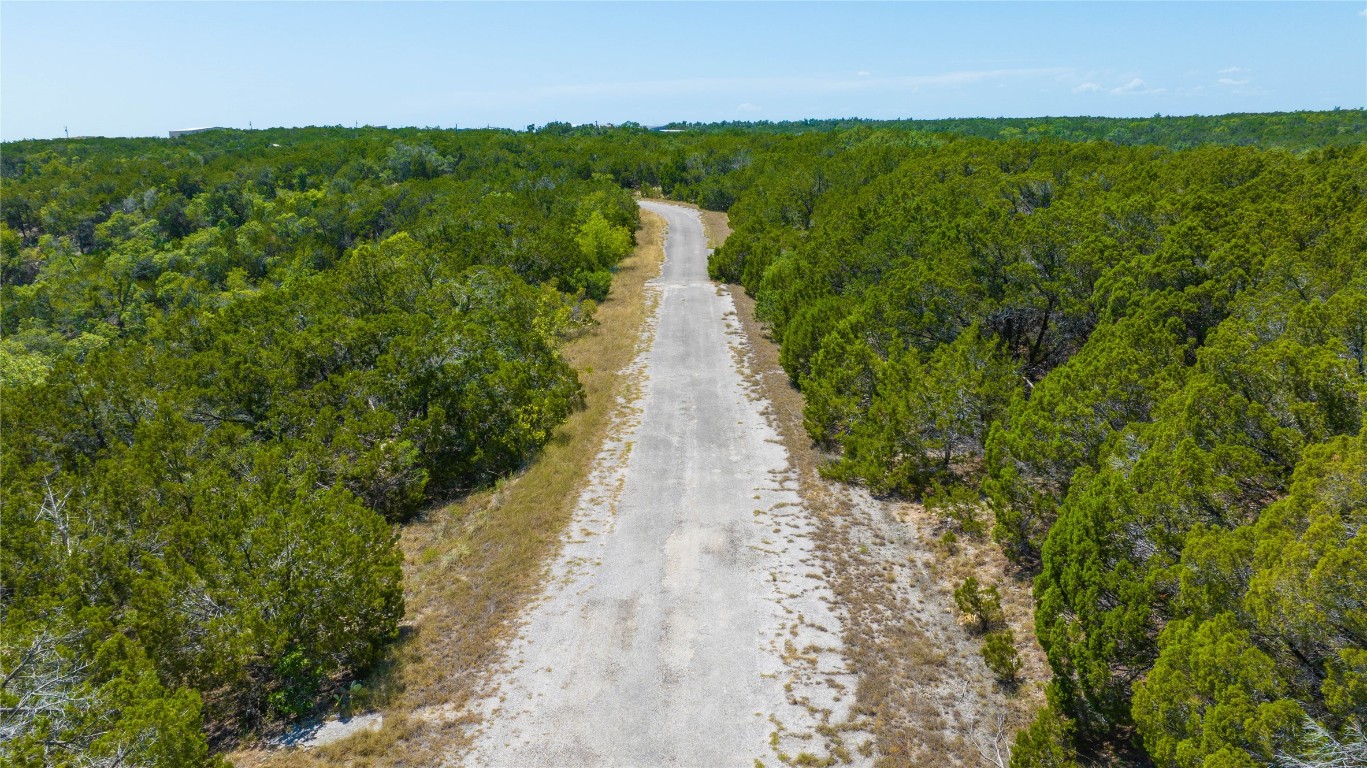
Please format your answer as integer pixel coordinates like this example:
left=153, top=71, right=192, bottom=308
left=569, top=268, right=614, bottom=302
left=1009, top=707, right=1081, bottom=768
left=953, top=576, right=1005, bottom=634
left=267, top=649, right=321, bottom=720
left=982, top=628, right=1022, bottom=684
left=926, top=482, right=987, bottom=537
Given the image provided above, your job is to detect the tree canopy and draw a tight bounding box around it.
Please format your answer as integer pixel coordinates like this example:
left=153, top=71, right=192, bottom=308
left=708, top=128, right=1366, bottom=766
left=3, top=111, right=1364, bottom=764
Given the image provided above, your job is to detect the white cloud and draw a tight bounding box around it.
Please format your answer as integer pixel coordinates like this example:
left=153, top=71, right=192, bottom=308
left=1218, top=77, right=1250, bottom=86
left=898, top=67, right=1072, bottom=88
left=736, top=102, right=761, bottom=112
left=857, top=70, right=871, bottom=77
left=1110, top=77, right=1165, bottom=95
left=1072, top=82, right=1104, bottom=93
left=1218, top=66, right=1249, bottom=74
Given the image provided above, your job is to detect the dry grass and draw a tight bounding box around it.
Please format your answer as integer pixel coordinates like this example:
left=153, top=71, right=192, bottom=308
left=727, top=270, right=1046, bottom=766
left=896, top=502, right=1050, bottom=698
left=639, top=197, right=731, bottom=248
left=232, top=211, right=667, bottom=768
left=698, top=209, right=732, bottom=249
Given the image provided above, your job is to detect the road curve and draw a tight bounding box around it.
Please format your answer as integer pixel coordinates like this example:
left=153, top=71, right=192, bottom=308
left=461, top=202, right=859, bottom=767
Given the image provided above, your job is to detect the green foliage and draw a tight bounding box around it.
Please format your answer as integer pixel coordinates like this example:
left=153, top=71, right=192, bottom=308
left=926, top=482, right=987, bottom=537
left=1010, top=707, right=1081, bottom=768
left=267, top=649, right=322, bottom=720
left=801, top=312, right=881, bottom=449
left=0, top=337, right=52, bottom=387
left=0, top=126, right=641, bottom=757
left=778, top=295, right=849, bottom=382
left=1132, top=614, right=1305, bottom=766
left=4, top=113, right=1363, bottom=765
left=385, top=141, right=453, bottom=180
left=984, top=311, right=1187, bottom=561
left=572, top=210, right=632, bottom=301
left=1322, top=649, right=1367, bottom=723
left=953, top=576, right=1005, bottom=634
left=835, top=324, right=1017, bottom=494
left=664, top=110, right=1367, bottom=151
left=983, top=628, right=1023, bottom=684
left=706, top=118, right=1367, bottom=764
left=0, top=631, right=223, bottom=768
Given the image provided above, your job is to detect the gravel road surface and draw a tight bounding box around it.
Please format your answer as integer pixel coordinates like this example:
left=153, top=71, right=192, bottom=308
left=461, top=202, right=862, bottom=767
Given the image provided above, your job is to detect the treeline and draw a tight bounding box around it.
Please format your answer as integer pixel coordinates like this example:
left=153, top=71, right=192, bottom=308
left=0, top=129, right=640, bottom=766
left=667, top=109, right=1367, bottom=151
left=712, top=134, right=1366, bottom=766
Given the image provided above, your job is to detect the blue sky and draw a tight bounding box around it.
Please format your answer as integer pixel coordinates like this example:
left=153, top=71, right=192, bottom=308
left=2, top=2, right=1364, bottom=140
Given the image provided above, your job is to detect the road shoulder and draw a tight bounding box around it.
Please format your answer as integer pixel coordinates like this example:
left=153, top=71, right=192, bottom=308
left=727, top=285, right=1047, bottom=766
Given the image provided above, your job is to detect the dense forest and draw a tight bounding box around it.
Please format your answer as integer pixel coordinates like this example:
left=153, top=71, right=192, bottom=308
left=2, top=109, right=1364, bottom=766
left=665, top=109, right=1367, bottom=151
left=711, top=131, right=1367, bottom=765
left=0, top=128, right=647, bottom=766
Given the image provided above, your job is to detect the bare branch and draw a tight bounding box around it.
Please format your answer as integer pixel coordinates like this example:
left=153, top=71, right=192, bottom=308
left=1276, top=718, right=1367, bottom=768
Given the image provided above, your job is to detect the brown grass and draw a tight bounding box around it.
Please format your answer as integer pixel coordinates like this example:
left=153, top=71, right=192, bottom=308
left=232, top=210, right=667, bottom=768
left=898, top=499, right=1050, bottom=719
left=638, top=197, right=731, bottom=249
left=698, top=209, right=732, bottom=249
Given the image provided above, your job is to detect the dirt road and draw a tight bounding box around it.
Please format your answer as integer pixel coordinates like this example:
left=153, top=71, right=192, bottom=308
left=460, top=202, right=864, bottom=766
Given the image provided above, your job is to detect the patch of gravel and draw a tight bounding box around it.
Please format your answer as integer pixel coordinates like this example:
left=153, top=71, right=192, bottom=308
left=276, top=712, right=384, bottom=750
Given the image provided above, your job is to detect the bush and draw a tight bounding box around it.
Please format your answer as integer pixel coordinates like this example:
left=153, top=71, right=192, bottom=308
left=926, top=482, right=987, bottom=537
left=267, top=649, right=320, bottom=720
left=982, top=628, right=1022, bottom=684
left=569, top=268, right=614, bottom=302
left=1009, top=707, right=1081, bottom=768
left=953, top=576, right=1005, bottom=634
left=940, top=529, right=959, bottom=554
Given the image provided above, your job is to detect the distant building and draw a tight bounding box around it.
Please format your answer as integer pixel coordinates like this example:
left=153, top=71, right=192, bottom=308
left=169, top=127, right=226, bottom=139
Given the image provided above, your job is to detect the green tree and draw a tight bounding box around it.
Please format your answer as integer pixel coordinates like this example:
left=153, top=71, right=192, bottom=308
left=983, top=628, right=1023, bottom=684
left=1010, top=707, right=1081, bottom=768
left=954, top=576, right=1006, bottom=634
left=1132, top=614, right=1305, bottom=767
left=836, top=324, right=1016, bottom=493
